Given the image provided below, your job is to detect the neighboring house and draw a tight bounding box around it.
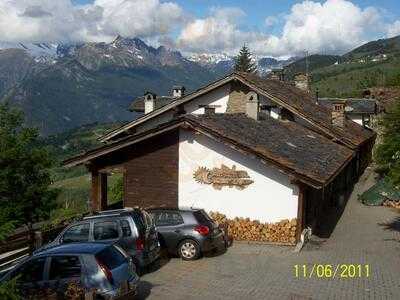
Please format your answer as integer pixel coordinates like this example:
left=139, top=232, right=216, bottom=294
left=64, top=72, right=376, bottom=242
left=129, top=86, right=185, bottom=114
left=318, top=98, right=378, bottom=128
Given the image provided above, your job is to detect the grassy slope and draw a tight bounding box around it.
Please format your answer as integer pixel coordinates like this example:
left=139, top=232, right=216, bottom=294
left=43, top=122, right=125, bottom=219
left=52, top=173, right=122, bottom=220
left=311, top=55, right=400, bottom=97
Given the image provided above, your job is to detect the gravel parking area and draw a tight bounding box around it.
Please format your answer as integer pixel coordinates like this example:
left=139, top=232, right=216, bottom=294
left=137, top=169, right=400, bottom=299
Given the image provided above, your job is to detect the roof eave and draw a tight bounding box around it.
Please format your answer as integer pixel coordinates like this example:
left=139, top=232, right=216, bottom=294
left=65, top=116, right=326, bottom=189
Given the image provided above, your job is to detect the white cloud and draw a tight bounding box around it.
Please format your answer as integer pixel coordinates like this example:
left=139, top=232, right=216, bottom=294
left=177, top=0, right=387, bottom=57
left=0, top=0, right=184, bottom=43
left=264, top=0, right=383, bottom=57
left=387, top=20, right=400, bottom=38
left=177, top=7, right=267, bottom=54
left=0, top=0, right=395, bottom=58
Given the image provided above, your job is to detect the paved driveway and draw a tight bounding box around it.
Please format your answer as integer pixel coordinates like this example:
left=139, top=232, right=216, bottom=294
left=138, top=169, right=400, bottom=299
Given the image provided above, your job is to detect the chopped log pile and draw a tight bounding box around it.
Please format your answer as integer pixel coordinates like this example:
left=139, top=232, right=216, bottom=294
left=383, top=199, right=400, bottom=209
left=210, top=212, right=297, bottom=244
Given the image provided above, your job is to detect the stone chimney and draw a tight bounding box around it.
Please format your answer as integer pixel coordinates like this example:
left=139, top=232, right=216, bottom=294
left=144, top=91, right=157, bottom=114
left=172, top=85, right=185, bottom=98
left=294, top=73, right=310, bottom=92
left=246, top=92, right=260, bottom=120
left=331, top=102, right=346, bottom=128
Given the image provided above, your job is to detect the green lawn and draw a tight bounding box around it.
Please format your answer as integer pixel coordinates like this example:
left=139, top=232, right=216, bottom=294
left=51, top=172, right=123, bottom=221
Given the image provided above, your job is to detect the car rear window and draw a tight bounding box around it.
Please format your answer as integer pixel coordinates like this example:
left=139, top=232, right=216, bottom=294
left=193, top=210, right=213, bottom=225
left=95, top=246, right=126, bottom=270
left=152, top=211, right=184, bottom=226
left=120, top=219, right=132, bottom=237
left=130, top=211, right=147, bottom=235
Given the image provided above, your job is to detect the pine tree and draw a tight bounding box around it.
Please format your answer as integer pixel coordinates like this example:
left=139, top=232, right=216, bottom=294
left=234, top=45, right=257, bottom=74
left=0, top=103, right=58, bottom=240
left=375, top=100, right=400, bottom=187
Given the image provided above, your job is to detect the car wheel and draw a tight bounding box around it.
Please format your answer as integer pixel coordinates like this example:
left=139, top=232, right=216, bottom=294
left=178, top=239, right=200, bottom=260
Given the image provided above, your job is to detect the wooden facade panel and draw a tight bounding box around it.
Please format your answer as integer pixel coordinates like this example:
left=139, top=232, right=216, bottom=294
left=124, top=130, right=179, bottom=208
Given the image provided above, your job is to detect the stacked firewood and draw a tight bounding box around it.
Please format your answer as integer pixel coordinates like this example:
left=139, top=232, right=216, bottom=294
left=210, top=211, right=297, bottom=244
left=383, top=199, right=400, bottom=209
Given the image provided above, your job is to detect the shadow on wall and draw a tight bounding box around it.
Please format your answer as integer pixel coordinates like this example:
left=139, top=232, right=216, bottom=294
left=313, top=186, right=354, bottom=239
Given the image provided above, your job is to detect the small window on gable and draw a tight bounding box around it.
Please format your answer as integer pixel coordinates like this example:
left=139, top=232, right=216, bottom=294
left=204, top=106, right=216, bottom=115
left=259, top=104, right=271, bottom=119
left=199, top=104, right=220, bottom=115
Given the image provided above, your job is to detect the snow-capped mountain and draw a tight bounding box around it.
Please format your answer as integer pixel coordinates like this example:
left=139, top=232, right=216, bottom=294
left=187, top=53, right=232, bottom=66
left=0, top=36, right=219, bottom=135
left=186, top=52, right=298, bottom=75
left=0, top=42, right=59, bottom=63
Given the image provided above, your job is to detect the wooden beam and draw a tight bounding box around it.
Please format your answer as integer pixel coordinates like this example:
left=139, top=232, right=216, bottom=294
left=100, top=173, right=108, bottom=211
left=91, top=169, right=100, bottom=212
left=296, top=183, right=306, bottom=242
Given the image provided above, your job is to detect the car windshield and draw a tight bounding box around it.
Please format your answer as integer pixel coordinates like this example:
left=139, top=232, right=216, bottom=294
left=95, top=246, right=126, bottom=270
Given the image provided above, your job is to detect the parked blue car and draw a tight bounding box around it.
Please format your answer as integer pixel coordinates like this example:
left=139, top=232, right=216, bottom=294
left=0, top=242, right=139, bottom=299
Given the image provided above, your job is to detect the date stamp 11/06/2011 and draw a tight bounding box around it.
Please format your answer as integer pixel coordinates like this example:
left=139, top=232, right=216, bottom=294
left=294, top=264, right=370, bottom=279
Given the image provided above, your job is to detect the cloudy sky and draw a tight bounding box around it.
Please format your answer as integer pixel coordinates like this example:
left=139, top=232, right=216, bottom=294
left=1, top=0, right=399, bottom=58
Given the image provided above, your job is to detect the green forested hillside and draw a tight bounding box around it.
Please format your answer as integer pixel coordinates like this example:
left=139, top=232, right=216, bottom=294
left=342, top=35, right=400, bottom=61
left=284, top=54, right=340, bottom=79
left=311, top=55, right=400, bottom=97
left=283, top=35, right=400, bottom=97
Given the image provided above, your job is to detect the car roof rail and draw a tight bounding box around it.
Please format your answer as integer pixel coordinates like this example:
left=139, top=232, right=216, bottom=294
left=83, top=213, right=121, bottom=220
left=97, top=207, right=135, bottom=214
left=82, top=207, right=137, bottom=220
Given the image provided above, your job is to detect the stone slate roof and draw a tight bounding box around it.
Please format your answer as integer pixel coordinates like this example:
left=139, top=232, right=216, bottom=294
left=184, top=113, right=354, bottom=186
left=65, top=113, right=354, bottom=188
left=234, top=72, right=376, bottom=148
left=129, top=95, right=174, bottom=112
left=318, top=98, right=377, bottom=114
left=102, top=72, right=376, bottom=147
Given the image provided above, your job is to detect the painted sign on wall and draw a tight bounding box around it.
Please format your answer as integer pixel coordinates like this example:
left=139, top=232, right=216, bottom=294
left=193, top=164, right=254, bottom=190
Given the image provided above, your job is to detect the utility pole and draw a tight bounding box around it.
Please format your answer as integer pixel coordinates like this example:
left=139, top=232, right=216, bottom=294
left=305, top=50, right=309, bottom=77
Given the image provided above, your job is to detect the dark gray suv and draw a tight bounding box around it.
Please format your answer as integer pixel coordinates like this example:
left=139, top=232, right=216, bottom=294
left=38, top=208, right=160, bottom=270
left=148, top=208, right=227, bottom=260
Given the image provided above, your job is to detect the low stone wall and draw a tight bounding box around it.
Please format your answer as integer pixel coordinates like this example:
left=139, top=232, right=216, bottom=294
left=210, top=212, right=297, bottom=244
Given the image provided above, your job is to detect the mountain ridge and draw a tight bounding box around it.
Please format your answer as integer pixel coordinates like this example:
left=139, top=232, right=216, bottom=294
left=2, top=35, right=399, bottom=135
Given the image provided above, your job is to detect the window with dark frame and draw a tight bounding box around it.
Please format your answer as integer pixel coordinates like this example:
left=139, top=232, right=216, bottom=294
left=12, top=257, right=46, bottom=284
left=63, top=223, right=90, bottom=243
left=94, top=221, right=119, bottom=240
left=49, top=256, right=81, bottom=280
left=152, top=211, right=184, bottom=226
left=120, top=219, right=132, bottom=237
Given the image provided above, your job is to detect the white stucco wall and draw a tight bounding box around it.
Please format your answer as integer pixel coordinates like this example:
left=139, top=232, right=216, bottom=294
left=183, top=84, right=230, bottom=114
left=271, top=107, right=280, bottom=119
left=178, top=129, right=299, bottom=223
left=135, top=83, right=231, bottom=133
left=348, top=114, right=363, bottom=125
